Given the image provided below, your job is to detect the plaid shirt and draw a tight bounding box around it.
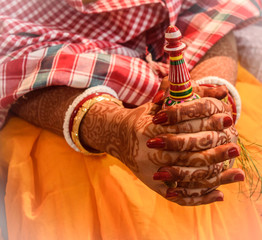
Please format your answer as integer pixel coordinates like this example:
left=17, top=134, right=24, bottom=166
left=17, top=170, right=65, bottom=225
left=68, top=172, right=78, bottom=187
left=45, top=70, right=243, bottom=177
left=0, top=0, right=261, bottom=128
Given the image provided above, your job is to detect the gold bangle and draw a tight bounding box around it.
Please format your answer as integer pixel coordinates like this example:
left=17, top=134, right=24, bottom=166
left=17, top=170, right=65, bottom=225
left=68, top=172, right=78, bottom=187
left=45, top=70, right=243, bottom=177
left=71, top=94, right=122, bottom=155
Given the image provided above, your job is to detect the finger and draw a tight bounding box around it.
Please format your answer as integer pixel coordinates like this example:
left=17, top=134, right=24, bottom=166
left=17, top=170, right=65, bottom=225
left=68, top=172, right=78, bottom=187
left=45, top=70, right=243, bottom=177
left=152, top=97, right=231, bottom=125
left=166, top=190, right=224, bottom=206
left=152, top=76, right=169, bottom=104
left=193, top=84, right=228, bottom=99
left=166, top=186, right=217, bottom=198
left=148, top=131, right=228, bottom=152
left=149, top=103, right=162, bottom=115
left=147, top=113, right=233, bottom=136
left=152, top=90, right=166, bottom=104
left=147, top=143, right=240, bottom=167
left=154, top=162, right=224, bottom=182
left=224, top=126, right=238, bottom=144
left=177, top=168, right=245, bottom=189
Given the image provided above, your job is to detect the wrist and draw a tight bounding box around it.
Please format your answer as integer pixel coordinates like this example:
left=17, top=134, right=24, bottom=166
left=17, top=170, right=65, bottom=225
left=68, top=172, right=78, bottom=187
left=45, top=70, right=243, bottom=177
left=63, top=86, right=122, bottom=154
left=79, top=100, right=126, bottom=154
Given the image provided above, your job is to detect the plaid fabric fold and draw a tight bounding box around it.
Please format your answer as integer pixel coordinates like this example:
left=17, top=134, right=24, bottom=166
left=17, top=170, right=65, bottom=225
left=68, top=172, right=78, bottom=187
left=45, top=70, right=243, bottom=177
left=0, top=0, right=261, bottom=128
left=177, top=0, right=262, bottom=68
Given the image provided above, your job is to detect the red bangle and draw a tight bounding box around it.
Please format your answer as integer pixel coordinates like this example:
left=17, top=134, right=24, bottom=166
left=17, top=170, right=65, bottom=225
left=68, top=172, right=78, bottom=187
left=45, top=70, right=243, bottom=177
left=68, top=92, right=111, bottom=135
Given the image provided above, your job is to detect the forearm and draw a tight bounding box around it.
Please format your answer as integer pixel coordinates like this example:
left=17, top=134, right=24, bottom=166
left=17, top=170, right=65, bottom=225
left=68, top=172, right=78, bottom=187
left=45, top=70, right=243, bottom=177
left=11, top=86, right=85, bottom=136
left=190, top=31, right=238, bottom=85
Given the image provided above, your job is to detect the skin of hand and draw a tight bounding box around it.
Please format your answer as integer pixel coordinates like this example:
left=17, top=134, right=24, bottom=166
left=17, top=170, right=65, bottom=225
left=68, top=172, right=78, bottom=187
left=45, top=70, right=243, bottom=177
left=80, top=97, right=243, bottom=206
left=147, top=31, right=239, bottom=205
left=150, top=78, right=239, bottom=205
left=149, top=97, right=241, bottom=205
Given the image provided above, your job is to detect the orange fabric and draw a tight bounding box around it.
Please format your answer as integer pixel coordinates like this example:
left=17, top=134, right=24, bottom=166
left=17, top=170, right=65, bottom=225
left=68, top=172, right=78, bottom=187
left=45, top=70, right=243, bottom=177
left=1, top=65, right=262, bottom=240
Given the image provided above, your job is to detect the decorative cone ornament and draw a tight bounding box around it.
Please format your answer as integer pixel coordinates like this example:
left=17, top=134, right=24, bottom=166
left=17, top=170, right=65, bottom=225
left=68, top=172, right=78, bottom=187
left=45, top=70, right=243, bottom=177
left=163, top=25, right=200, bottom=108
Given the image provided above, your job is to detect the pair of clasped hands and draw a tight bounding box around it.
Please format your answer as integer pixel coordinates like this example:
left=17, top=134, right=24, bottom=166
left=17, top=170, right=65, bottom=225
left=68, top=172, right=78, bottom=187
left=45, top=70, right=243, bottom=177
left=85, top=79, right=243, bottom=206
left=117, top=80, right=243, bottom=206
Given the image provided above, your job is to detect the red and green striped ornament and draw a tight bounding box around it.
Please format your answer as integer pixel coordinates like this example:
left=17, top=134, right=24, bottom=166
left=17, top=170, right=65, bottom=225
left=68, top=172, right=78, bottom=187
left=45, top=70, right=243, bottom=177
left=163, top=25, right=200, bottom=108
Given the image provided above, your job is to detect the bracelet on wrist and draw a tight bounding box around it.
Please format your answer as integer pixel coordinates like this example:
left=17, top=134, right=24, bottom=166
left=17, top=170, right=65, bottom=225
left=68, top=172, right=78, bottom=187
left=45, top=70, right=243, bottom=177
left=63, top=86, right=122, bottom=155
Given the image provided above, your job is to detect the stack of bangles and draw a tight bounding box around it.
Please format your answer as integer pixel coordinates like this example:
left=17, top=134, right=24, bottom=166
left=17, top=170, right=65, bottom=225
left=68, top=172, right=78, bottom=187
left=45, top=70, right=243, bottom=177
left=63, top=86, right=122, bottom=155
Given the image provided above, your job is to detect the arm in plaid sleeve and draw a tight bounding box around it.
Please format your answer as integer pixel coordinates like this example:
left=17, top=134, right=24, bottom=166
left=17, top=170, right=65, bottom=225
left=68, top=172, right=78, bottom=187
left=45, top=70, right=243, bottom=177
left=0, top=44, right=160, bottom=128
left=177, top=0, right=262, bottom=70
left=190, top=31, right=238, bottom=85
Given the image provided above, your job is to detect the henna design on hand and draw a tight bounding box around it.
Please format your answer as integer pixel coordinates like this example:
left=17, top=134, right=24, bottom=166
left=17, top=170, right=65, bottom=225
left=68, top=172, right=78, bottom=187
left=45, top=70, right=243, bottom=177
left=160, top=163, right=224, bottom=182
left=80, top=101, right=156, bottom=173
left=193, top=84, right=228, bottom=99
left=149, top=143, right=239, bottom=167
left=176, top=168, right=244, bottom=189
left=160, top=131, right=228, bottom=151
left=153, top=97, right=232, bottom=126
left=166, top=189, right=224, bottom=206
left=167, top=186, right=217, bottom=198
left=80, top=98, right=241, bottom=205
left=10, top=80, right=241, bottom=206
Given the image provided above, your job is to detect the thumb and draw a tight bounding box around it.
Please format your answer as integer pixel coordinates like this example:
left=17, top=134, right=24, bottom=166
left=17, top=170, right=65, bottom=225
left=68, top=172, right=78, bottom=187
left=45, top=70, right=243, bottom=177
left=192, top=81, right=228, bottom=99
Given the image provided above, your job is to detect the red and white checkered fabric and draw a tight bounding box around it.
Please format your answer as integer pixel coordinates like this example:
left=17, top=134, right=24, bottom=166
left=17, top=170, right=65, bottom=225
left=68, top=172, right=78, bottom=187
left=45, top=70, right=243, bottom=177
left=0, top=0, right=261, bottom=128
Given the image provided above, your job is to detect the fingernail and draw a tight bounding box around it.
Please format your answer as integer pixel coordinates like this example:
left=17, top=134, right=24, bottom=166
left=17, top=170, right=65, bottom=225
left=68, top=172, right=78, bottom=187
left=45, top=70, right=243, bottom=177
left=166, top=192, right=179, bottom=198
left=153, top=171, right=172, bottom=181
left=216, top=196, right=224, bottom=201
left=146, top=137, right=165, bottom=148
left=153, top=90, right=165, bottom=103
left=223, top=116, right=233, bottom=128
left=152, top=112, right=168, bottom=124
left=228, top=147, right=239, bottom=158
left=234, top=173, right=245, bottom=182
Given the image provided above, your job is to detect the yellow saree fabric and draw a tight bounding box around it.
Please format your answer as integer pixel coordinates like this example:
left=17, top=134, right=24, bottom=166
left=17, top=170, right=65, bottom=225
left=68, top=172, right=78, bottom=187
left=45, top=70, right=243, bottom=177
left=0, top=65, right=262, bottom=240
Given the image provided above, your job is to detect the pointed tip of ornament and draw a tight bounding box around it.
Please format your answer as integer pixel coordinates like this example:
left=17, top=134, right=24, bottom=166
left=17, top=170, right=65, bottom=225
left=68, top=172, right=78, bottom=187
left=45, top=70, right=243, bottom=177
left=165, top=25, right=182, bottom=42
left=166, top=25, right=179, bottom=33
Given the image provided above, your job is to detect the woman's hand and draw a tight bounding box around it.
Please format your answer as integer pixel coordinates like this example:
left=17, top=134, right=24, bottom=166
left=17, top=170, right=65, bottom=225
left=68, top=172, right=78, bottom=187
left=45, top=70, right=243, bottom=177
left=149, top=97, right=241, bottom=206
left=80, top=97, right=243, bottom=206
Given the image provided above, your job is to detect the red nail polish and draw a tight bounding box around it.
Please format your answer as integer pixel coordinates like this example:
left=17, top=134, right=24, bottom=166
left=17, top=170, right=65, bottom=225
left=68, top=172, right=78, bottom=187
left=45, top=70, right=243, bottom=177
left=153, top=90, right=165, bottom=103
left=146, top=137, right=165, bottom=148
left=223, top=116, right=232, bottom=128
left=228, top=147, right=239, bottom=158
left=152, top=112, right=168, bottom=124
left=166, top=192, right=179, bottom=198
left=216, top=197, right=224, bottom=201
left=234, top=174, right=244, bottom=182
left=153, top=171, right=172, bottom=181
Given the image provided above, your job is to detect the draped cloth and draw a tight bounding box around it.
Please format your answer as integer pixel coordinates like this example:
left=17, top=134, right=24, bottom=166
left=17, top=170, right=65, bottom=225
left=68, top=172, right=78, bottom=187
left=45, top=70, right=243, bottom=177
left=0, top=65, right=262, bottom=240
left=0, top=0, right=261, bottom=128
